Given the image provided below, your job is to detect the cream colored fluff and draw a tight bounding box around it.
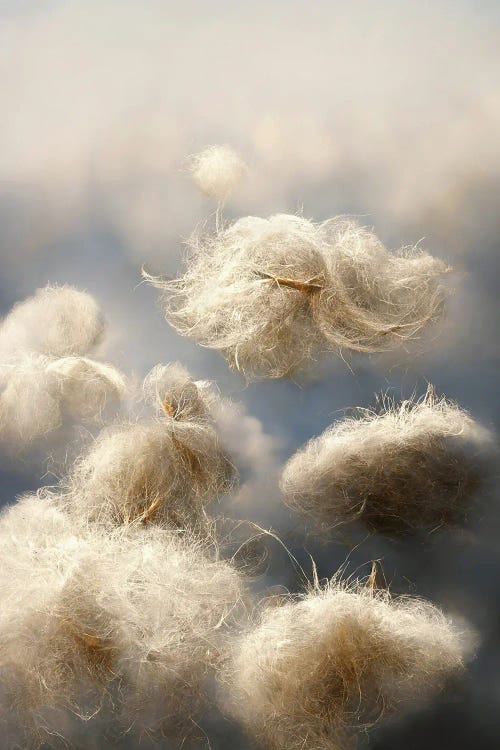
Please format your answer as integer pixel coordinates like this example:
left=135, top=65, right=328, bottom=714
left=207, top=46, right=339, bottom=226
left=59, top=364, right=235, bottom=530
left=189, top=145, right=246, bottom=202
left=149, top=214, right=448, bottom=379
left=0, top=354, right=127, bottom=448
left=0, top=285, right=104, bottom=359
left=281, top=389, right=495, bottom=535
left=0, top=286, right=126, bottom=450
left=0, top=494, right=246, bottom=748
left=223, top=575, right=472, bottom=750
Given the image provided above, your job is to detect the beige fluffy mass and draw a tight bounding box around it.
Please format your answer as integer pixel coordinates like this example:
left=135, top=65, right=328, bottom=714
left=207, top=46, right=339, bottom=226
left=58, top=363, right=235, bottom=531
left=149, top=214, right=449, bottom=379
left=188, top=144, right=246, bottom=202
left=281, top=389, right=495, bottom=535
left=0, top=494, right=246, bottom=748
left=223, top=575, right=472, bottom=750
left=0, top=286, right=126, bottom=450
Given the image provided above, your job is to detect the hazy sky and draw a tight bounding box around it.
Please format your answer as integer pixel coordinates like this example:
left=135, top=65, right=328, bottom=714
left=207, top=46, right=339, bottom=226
left=0, top=1, right=499, bottom=748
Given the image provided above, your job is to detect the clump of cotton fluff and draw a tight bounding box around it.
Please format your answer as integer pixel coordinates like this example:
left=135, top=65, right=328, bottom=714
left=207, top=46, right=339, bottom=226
left=189, top=145, right=246, bottom=202
left=46, top=357, right=128, bottom=419
left=0, top=355, right=63, bottom=445
left=0, top=285, right=104, bottom=358
left=0, top=286, right=127, bottom=451
left=0, top=497, right=246, bottom=748
left=222, top=576, right=471, bottom=750
left=61, top=364, right=235, bottom=531
left=0, top=494, right=105, bottom=749
left=148, top=215, right=448, bottom=379
left=0, top=354, right=127, bottom=450
left=281, top=389, right=495, bottom=535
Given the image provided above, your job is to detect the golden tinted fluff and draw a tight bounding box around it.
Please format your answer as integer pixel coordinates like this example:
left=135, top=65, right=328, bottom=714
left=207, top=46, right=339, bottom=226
left=281, top=390, right=495, bottom=535
left=0, top=495, right=246, bottom=748
left=0, top=286, right=126, bottom=450
left=189, top=144, right=246, bottom=202
left=149, top=215, right=448, bottom=379
left=61, top=364, right=235, bottom=530
left=223, top=577, right=471, bottom=750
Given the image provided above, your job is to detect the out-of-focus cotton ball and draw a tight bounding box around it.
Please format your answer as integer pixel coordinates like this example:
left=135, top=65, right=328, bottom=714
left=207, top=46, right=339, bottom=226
left=189, top=145, right=246, bottom=202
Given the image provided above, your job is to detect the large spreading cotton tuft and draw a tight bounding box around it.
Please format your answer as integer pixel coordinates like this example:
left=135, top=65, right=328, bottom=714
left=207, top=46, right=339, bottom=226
left=148, top=214, right=449, bottom=379
left=0, top=495, right=246, bottom=748
left=281, top=389, right=495, bottom=535
left=222, top=575, right=473, bottom=750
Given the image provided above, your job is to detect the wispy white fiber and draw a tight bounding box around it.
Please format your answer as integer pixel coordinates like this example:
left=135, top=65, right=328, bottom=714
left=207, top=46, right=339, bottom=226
left=189, top=145, right=246, bottom=202
left=223, top=573, right=473, bottom=750
left=148, top=214, right=449, bottom=379
left=0, top=285, right=104, bottom=359
left=0, top=286, right=126, bottom=451
left=59, top=364, right=235, bottom=531
left=0, top=494, right=246, bottom=748
left=281, top=389, right=496, bottom=535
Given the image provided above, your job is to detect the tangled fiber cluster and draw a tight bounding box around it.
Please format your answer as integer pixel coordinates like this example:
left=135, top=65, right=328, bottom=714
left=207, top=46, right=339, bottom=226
left=0, top=493, right=246, bottom=749
left=189, top=145, right=246, bottom=202
left=0, top=286, right=127, bottom=449
left=57, top=363, right=235, bottom=532
left=148, top=214, right=449, bottom=379
left=281, top=389, right=495, bottom=535
left=223, top=576, right=471, bottom=750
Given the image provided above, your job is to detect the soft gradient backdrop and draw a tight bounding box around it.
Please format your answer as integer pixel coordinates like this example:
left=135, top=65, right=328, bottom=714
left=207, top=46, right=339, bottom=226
left=1, top=1, right=499, bottom=747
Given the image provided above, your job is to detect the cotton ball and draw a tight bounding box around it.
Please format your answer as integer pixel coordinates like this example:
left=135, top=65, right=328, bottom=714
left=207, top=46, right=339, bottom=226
left=0, top=499, right=247, bottom=747
left=63, top=526, right=246, bottom=740
left=0, top=285, right=104, bottom=359
left=223, top=577, right=472, bottom=750
left=0, top=354, right=62, bottom=446
left=147, top=214, right=448, bottom=380
left=0, top=354, right=127, bottom=452
left=0, top=495, right=103, bottom=749
left=189, top=145, right=246, bottom=202
left=143, top=362, right=214, bottom=421
left=63, top=369, right=235, bottom=529
left=47, top=356, right=128, bottom=419
left=148, top=214, right=328, bottom=379
left=281, top=389, right=496, bottom=535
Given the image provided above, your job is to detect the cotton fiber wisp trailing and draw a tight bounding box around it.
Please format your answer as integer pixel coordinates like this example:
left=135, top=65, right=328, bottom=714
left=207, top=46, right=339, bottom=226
left=148, top=214, right=449, bottom=379
left=222, top=573, right=472, bottom=750
left=60, top=363, right=235, bottom=531
left=0, top=286, right=127, bottom=451
left=281, top=388, right=495, bottom=535
left=189, top=145, right=246, bottom=202
left=0, top=495, right=247, bottom=748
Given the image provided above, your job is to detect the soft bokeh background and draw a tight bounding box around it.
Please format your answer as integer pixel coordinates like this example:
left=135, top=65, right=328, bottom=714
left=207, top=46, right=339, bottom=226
left=1, top=1, right=499, bottom=747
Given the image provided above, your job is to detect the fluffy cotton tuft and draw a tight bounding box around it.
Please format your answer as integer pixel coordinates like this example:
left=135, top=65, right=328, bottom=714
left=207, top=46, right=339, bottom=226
left=0, top=495, right=246, bottom=748
left=148, top=215, right=449, bottom=379
left=222, top=576, right=471, bottom=750
left=59, top=365, right=235, bottom=530
left=0, top=354, right=127, bottom=450
left=189, top=145, right=246, bottom=202
left=0, top=287, right=126, bottom=451
left=46, top=356, right=128, bottom=418
left=0, top=285, right=104, bottom=359
left=142, top=361, right=214, bottom=420
left=281, top=389, right=495, bottom=535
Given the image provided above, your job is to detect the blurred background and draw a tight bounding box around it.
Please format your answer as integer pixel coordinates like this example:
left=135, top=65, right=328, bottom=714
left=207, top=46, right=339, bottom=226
left=0, top=1, right=499, bottom=747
